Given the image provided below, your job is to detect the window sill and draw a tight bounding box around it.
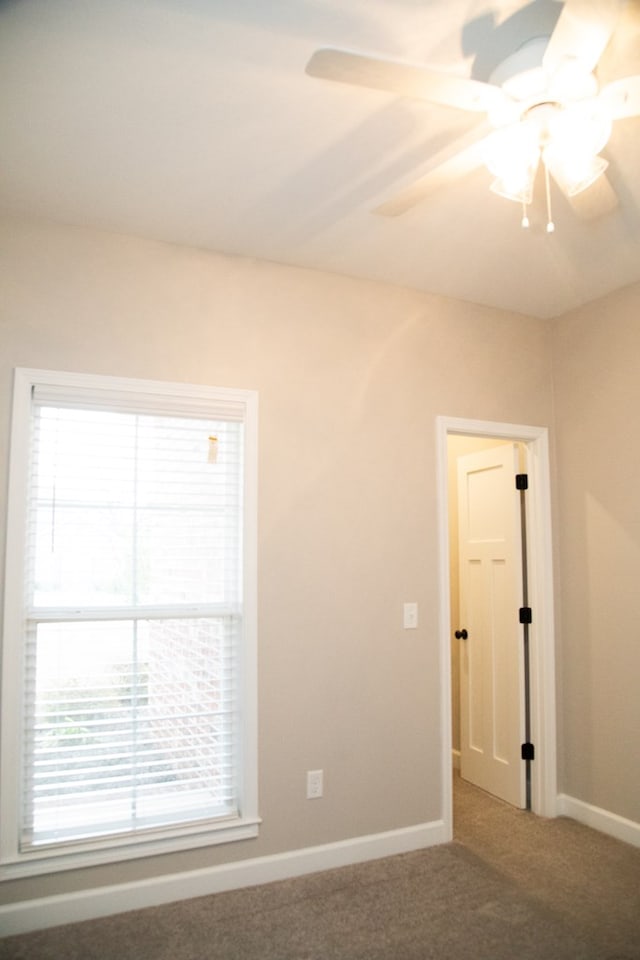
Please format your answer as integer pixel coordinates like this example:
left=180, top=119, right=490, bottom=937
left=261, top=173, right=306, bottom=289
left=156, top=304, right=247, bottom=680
left=0, top=817, right=261, bottom=880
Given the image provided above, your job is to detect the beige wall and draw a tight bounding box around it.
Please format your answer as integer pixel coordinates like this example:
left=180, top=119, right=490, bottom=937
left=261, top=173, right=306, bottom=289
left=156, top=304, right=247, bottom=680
left=0, top=217, right=554, bottom=905
left=2, top=216, right=639, bottom=908
left=553, top=286, right=640, bottom=823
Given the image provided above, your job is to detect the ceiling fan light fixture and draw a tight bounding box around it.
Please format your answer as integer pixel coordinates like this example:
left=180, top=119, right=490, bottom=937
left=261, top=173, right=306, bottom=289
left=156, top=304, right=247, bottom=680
left=490, top=171, right=537, bottom=205
left=484, top=124, right=540, bottom=177
left=484, top=123, right=540, bottom=204
left=543, top=105, right=611, bottom=198
left=484, top=95, right=614, bottom=218
left=547, top=103, right=612, bottom=158
left=546, top=151, right=609, bottom=197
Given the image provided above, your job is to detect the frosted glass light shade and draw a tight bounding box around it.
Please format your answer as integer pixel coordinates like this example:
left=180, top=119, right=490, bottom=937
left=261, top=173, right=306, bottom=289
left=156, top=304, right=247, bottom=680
left=544, top=103, right=611, bottom=197
left=548, top=103, right=612, bottom=157
left=484, top=123, right=540, bottom=203
left=490, top=170, right=536, bottom=204
left=546, top=152, right=609, bottom=197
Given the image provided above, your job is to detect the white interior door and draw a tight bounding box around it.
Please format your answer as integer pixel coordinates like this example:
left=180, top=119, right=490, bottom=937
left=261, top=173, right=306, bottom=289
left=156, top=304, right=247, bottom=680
left=457, top=443, right=524, bottom=807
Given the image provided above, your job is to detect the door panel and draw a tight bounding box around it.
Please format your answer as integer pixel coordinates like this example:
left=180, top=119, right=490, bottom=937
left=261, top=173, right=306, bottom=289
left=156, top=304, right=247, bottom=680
left=457, top=444, right=524, bottom=807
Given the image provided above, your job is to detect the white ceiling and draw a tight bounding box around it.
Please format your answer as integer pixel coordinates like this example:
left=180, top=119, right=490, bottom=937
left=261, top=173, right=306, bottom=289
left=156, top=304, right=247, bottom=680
left=1, top=0, right=640, bottom=318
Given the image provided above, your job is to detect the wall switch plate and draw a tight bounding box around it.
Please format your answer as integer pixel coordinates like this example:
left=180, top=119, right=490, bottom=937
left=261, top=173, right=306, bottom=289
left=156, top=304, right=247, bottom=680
left=403, top=602, right=418, bottom=629
left=306, top=769, right=323, bottom=799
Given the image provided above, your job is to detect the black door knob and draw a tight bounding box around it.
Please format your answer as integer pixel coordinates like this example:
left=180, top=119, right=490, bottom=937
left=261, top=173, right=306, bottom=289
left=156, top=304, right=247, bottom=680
left=455, top=629, right=468, bottom=640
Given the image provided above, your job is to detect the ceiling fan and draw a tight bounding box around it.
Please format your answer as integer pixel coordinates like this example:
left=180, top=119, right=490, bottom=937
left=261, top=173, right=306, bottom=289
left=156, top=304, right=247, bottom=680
left=306, top=0, right=640, bottom=228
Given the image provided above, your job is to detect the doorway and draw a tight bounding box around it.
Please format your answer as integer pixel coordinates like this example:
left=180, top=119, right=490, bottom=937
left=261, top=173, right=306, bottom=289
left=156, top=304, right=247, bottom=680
left=436, top=417, right=557, bottom=839
left=451, top=436, right=526, bottom=808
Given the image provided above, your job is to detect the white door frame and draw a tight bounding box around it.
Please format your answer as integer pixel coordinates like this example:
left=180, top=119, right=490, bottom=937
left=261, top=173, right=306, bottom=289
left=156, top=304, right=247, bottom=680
left=436, top=416, right=557, bottom=839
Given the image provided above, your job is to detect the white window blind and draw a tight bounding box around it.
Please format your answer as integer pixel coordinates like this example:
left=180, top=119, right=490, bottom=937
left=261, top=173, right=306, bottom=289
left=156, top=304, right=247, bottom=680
left=1, top=370, right=258, bottom=872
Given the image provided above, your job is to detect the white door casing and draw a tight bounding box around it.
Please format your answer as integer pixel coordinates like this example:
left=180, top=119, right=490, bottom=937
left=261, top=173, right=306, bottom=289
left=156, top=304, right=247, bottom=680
left=436, top=416, right=557, bottom=841
left=457, top=443, right=524, bottom=807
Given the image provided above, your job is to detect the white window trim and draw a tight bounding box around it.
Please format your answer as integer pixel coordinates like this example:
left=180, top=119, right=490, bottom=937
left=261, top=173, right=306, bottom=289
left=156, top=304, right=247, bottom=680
left=0, top=368, right=259, bottom=879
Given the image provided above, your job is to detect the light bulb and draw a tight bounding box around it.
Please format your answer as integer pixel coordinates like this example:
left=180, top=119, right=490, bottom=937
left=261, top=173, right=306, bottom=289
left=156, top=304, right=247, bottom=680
left=484, top=123, right=540, bottom=179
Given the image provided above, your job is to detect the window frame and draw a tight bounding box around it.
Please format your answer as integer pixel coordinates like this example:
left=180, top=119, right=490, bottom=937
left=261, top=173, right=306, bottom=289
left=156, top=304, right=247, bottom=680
left=0, top=368, right=259, bottom=879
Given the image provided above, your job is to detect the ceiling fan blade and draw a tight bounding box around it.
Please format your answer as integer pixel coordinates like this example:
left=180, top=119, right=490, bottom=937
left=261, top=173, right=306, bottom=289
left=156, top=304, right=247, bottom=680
left=542, top=0, right=624, bottom=75
left=373, top=124, right=492, bottom=216
left=566, top=173, right=619, bottom=218
left=594, top=1, right=640, bottom=86
left=306, top=48, right=511, bottom=115
left=599, top=75, right=640, bottom=118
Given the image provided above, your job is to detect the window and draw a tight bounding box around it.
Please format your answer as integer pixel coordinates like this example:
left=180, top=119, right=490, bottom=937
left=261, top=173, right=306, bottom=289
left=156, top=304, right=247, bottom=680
left=1, top=369, right=258, bottom=877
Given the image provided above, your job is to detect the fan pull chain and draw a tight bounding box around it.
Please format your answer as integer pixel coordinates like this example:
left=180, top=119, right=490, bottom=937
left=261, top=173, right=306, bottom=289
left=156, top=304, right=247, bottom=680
left=521, top=201, right=530, bottom=229
left=544, top=162, right=555, bottom=233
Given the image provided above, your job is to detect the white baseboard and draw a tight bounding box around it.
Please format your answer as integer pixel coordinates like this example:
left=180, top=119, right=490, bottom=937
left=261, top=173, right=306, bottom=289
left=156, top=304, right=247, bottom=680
left=451, top=749, right=460, bottom=771
left=556, top=794, right=640, bottom=848
left=0, top=819, right=447, bottom=937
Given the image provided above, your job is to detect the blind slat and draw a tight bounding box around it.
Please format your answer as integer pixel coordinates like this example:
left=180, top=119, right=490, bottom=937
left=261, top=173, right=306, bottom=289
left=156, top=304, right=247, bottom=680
left=33, top=384, right=247, bottom=421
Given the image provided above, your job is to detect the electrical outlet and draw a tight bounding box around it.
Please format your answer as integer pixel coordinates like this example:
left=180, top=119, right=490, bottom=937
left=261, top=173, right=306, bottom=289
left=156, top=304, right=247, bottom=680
left=306, top=769, right=323, bottom=799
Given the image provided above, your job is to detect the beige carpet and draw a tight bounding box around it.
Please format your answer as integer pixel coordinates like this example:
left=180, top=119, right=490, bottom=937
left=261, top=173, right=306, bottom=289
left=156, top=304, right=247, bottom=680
left=1, top=776, right=639, bottom=960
